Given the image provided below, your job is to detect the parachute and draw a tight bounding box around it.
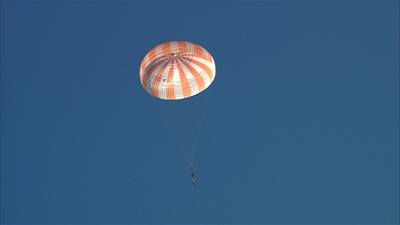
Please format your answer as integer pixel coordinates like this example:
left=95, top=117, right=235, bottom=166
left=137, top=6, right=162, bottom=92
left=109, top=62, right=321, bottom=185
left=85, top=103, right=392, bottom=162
left=139, top=41, right=216, bottom=173
left=140, top=41, right=216, bottom=100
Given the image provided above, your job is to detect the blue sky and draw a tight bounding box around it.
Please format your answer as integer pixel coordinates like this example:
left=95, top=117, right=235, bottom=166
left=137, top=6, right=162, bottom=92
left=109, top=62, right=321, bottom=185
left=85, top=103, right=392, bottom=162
left=1, top=0, right=399, bottom=224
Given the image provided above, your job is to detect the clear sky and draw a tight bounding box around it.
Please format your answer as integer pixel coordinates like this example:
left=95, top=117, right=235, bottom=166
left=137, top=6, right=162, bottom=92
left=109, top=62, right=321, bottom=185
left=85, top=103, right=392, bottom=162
left=1, top=0, right=399, bottom=224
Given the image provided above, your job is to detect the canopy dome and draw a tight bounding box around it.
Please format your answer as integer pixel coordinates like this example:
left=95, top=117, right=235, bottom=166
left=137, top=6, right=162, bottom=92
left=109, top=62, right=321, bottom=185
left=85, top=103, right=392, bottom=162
left=140, top=41, right=216, bottom=100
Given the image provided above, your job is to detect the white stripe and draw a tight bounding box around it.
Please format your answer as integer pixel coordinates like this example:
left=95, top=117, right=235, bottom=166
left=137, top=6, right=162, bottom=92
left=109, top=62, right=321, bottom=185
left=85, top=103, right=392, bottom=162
left=158, top=59, right=175, bottom=99
left=145, top=59, right=169, bottom=94
left=172, top=62, right=184, bottom=99
left=172, top=61, right=180, bottom=82
left=171, top=41, right=180, bottom=54
left=178, top=59, right=199, bottom=96
left=186, top=42, right=194, bottom=52
left=186, top=42, right=194, bottom=53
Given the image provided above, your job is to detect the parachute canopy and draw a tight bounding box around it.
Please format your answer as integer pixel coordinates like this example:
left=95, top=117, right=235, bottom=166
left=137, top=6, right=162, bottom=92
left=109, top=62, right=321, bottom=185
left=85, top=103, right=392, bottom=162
left=140, top=41, right=216, bottom=100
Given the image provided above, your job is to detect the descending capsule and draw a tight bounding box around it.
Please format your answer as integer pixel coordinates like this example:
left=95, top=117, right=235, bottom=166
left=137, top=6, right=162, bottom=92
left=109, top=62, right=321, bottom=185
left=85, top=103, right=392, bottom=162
left=139, top=41, right=216, bottom=100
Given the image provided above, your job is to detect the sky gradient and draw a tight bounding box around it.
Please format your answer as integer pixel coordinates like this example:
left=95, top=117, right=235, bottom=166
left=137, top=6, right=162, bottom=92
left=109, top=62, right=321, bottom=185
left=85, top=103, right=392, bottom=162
left=1, top=0, right=399, bottom=224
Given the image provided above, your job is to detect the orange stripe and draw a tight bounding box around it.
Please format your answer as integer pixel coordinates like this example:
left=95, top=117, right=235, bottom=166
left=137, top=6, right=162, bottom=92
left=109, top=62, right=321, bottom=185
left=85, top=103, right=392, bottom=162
left=180, top=53, right=212, bottom=63
left=180, top=57, right=214, bottom=81
left=146, top=43, right=170, bottom=64
left=141, top=46, right=160, bottom=71
left=175, top=58, right=191, bottom=98
left=193, top=45, right=211, bottom=60
left=142, top=55, right=168, bottom=75
left=141, top=43, right=169, bottom=75
left=151, top=58, right=172, bottom=98
left=177, top=58, right=205, bottom=91
left=141, top=48, right=156, bottom=69
left=178, top=41, right=187, bottom=53
left=167, top=42, right=174, bottom=55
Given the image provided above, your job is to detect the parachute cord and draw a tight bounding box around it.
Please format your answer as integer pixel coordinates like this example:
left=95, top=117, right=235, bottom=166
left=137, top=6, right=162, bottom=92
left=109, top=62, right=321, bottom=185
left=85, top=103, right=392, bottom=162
left=159, top=112, right=196, bottom=170
left=189, top=94, right=211, bottom=167
left=157, top=93, right=212, bottom=172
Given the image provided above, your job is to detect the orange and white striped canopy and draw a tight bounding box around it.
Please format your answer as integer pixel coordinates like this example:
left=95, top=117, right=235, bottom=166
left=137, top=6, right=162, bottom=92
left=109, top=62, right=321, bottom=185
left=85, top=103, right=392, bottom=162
left=139, top=41, right=216, bottom=100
